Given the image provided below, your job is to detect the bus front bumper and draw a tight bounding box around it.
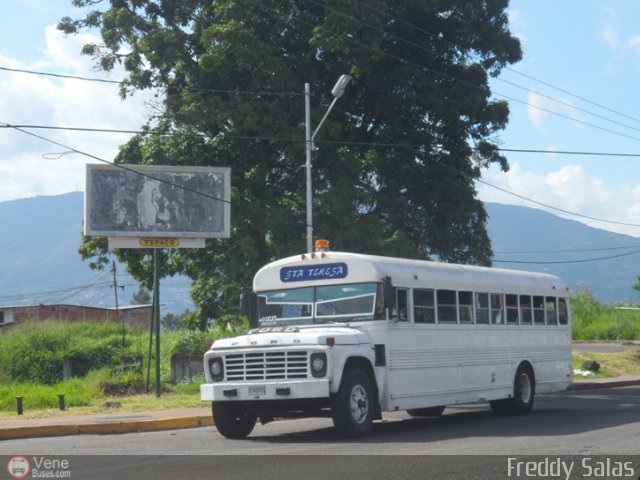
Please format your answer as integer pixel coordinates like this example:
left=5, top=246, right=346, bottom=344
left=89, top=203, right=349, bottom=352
left=201, top=379, right=330, bottom=402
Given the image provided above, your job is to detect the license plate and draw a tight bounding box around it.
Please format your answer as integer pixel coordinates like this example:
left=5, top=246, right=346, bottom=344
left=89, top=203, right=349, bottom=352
left=248, top=385, right=266, bottom=397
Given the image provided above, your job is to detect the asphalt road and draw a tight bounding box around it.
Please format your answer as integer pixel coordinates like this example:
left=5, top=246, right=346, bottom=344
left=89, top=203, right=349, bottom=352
left=572, top=342, right=639, bottom=353
left=2, top=387, right=639, bottom=480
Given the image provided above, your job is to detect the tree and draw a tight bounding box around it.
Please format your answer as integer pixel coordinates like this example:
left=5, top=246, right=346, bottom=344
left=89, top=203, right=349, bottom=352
left=62, top=0, right=521, bottom=325
left=131, top=285, right=151, bottom=304
left=161, top=311, right=185, bottom=331
left=633, top=275, right=640, bottom=297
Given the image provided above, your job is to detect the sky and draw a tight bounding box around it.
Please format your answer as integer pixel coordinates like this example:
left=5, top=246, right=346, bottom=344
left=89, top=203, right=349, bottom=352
left=3, top=1, right=640, bottom=238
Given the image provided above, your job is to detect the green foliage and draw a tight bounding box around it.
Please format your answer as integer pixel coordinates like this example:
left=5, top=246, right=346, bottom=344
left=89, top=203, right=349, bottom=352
left=132, top=286, right=152, bottom=304
left=63, top=0, right=522, bottom=319
left=0, top=319, right=241, bottom=411
left=161, top=310, right=188, bottom=331
left=167, top=316, right=249, bottom=357
left=0, top=321, right=131, bottom=385
left=174, top=373, right=207, bottom=395
left=0, top=377, right=99, bottom=411
left=572, top=290, right=640, bottom=340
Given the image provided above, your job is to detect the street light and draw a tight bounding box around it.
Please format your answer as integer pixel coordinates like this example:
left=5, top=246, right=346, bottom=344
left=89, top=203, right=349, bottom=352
left=305, top=74, right=352, bottom=253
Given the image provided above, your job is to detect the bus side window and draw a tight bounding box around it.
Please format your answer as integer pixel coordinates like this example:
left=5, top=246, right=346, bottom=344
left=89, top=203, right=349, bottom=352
left=475, top=293, right=489, bottom=324
left=506, top=294, right=519, bottom=325
left=437, top=290, right=457, bottom=324
left=558, top=298, right=569, bottom=325
left=520, top=295, right=532, bottom=325
left=533, top=296, right=545, bottom=325
left=414, top=289, right=435, bottom=324
left=545, top=297, right=558, bottom=325
left=458, top=291, right=474, bottom=324
left=396, top=288, right=408, bottom=322
left=490, top=293, right=504, bottom=325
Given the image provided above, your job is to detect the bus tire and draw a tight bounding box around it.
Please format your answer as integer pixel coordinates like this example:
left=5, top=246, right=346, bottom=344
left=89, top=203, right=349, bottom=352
left=212, top=401, right=257, bottom=439
left=331, top=368, right=375, bottom=438
left=407, top=405, right=446, bottom=417
left=490, top=363, right=535, bottom=416
left=512, top=363, right=535, bottom=414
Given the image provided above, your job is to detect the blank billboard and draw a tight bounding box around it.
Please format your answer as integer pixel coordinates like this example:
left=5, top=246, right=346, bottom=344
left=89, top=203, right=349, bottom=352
left=85, top=164, right=231, bottom=238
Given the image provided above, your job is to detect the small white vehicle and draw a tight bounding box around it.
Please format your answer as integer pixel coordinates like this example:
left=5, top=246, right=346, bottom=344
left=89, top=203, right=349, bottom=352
left=201, top=241, right=572, bottom=438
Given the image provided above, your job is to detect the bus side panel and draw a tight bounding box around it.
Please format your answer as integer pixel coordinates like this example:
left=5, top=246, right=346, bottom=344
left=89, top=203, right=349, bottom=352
left=383, top=324, right=571, bottom=412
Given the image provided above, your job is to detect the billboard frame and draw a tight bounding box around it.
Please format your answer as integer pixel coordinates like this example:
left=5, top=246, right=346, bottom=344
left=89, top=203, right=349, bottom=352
left=85, top=164, right=231, bottom=239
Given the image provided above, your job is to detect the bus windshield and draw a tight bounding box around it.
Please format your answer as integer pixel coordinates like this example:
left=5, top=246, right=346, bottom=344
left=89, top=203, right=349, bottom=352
left=257, top=283, right=383, bottom=326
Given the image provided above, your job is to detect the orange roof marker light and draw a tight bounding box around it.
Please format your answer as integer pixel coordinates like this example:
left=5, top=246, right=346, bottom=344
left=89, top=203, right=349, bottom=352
left=315, top=239, right=330, bottom=252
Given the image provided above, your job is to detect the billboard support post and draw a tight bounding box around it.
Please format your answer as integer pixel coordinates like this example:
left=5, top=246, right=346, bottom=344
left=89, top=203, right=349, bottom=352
left=153, top=249, right=161, bottom=398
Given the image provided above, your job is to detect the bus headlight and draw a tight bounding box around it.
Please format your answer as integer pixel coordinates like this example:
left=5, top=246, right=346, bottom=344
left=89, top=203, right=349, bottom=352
left=208, top=357, right=224, bottom=381
left=310, top=353, right=327, bottom=378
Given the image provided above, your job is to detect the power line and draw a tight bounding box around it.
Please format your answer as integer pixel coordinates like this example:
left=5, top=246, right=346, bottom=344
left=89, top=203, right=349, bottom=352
left=477, top=178, right=640, bottom=228
left=4, top=5, right=636, bottom=143
left=0, top=65, right=122, bottom=84
left=0, top=65, right=303, bottom=97
left=342, top=0, right=640, bottom=128
left=294, top=0, right=640, bottom=144
left=503, top=67, right=640, bottom=125
left=493, top=248, right=640, bottom=265
left=0, top=121, right=231, bottom=206
left=7, top=122, right=640, bottom=158
left=495, top=244, right=640, bottom=255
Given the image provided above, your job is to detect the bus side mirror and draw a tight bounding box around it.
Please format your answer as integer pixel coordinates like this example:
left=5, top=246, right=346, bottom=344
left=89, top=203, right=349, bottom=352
left=240, top=290, right=258, bottom=328
left=382, top=276, right=395, bottom=309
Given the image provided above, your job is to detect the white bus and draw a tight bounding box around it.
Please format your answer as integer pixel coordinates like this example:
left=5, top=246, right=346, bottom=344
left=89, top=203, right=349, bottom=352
left=201, top=243, right=572, bottom=438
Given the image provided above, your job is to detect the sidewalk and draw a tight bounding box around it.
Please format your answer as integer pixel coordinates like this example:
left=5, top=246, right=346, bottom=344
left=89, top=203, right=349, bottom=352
left=2, top=377, right=640, bottom=441
left=0, top=406, right=213, bottom=441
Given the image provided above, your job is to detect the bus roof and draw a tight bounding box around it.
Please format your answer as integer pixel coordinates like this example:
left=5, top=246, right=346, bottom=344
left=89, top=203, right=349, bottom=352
left=253, top=252, right=569, bottom=296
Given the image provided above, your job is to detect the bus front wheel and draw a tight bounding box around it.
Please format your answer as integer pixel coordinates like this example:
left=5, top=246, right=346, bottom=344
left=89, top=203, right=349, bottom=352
left=212, top=401, right=257, bottom=439
left=331, top=368, right=375, bottom=438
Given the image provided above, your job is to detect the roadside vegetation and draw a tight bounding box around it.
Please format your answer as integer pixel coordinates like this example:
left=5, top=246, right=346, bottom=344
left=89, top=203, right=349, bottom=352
left=0, top=319, right=246, bottom=414
left=571, top=289, right=640, bottom=340
left=1, top=290, right=639, bottom=415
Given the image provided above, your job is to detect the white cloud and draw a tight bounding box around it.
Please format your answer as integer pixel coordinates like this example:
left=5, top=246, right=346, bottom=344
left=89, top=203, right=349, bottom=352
left=629, top=35, right=640, bottom=60
left=478, top=164, right=640, bottom=237
left=526, top=92, right=548, bottom=130
left=0, top=25, right=152, bottom=203
left=600, top=24, right=622, bottom=50
left=526, top=92, right=578, bottom=132
left=507, top=9, right=528, bottom=47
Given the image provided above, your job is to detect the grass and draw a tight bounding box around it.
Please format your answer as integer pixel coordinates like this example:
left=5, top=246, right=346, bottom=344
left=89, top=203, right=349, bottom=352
left=572, top=290, right=640, bottom=340
left=574, top=350, right=640, bottom=376
left=0, top=392, right=205, bottom=420
left=0, top=319, right=247, bottom=416
left=571, top=356, right=617, bottom=379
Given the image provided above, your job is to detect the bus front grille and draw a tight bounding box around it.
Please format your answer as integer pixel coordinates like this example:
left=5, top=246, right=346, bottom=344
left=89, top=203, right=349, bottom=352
left=224, top=351, right=308, bottom=381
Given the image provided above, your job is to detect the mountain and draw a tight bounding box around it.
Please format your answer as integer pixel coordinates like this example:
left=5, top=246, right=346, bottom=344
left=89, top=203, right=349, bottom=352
left=0, top=192, right=193, bottom=313
left=486, top=203, right=640, bottom=303
left=0, top=193, right=638, bottom=307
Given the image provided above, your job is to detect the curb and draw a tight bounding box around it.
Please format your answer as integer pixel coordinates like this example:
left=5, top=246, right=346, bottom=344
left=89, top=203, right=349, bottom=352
left=0, top=415, right=213, bottom=441
left=568, top=378, right=640, bottom=391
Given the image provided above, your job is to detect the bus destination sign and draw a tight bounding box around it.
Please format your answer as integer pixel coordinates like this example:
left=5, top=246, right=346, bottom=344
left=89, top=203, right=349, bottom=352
left=280, top=263, right=348, bottom=282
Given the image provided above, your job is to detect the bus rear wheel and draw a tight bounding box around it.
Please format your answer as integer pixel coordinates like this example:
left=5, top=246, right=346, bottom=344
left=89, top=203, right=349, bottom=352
left=212, top=402, right=257, bottom=439
left=331, top=368, right=375, bottom=438
left=490, top=363, right=535, bottom=415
